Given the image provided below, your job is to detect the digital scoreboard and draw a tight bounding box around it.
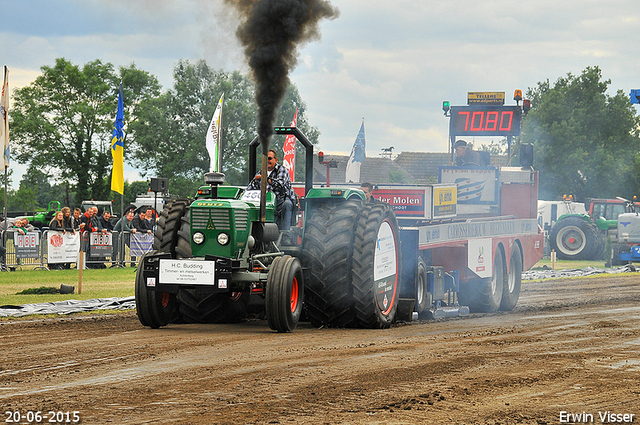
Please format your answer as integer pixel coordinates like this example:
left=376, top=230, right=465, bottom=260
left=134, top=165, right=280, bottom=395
left=449, top=105, right=522, bottom=137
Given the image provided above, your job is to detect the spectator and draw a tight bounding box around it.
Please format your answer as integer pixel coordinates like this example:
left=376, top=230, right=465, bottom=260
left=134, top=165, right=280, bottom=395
left=80, top=207, right=104, bottom=268
left=48, top=211, right=68, bottom=232
left=99, top=210, right=115, bottom=231
left=247, top=149, right=296, bottom=230
left=61, top=207, right=75, bottom=234
left=71, top=208, right=82, bottom=232
left=132, top=207, right=153, bottom=234
left=114, top=210, right=136, bottom=267
left=12, top=218, right=29, bottom=235
left=145, top=208, right=156, bottom=231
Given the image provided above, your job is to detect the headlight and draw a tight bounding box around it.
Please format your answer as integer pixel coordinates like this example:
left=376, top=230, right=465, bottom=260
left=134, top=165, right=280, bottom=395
left=217, top=232, right=230, bottom=245
left=193, top=232, right=205, bottom=245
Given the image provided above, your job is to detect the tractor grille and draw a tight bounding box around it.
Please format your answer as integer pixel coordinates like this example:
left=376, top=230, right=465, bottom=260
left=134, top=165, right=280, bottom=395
left=234, top=210, right=248, bottom=231
left=191, top=209, right=231, bottom=230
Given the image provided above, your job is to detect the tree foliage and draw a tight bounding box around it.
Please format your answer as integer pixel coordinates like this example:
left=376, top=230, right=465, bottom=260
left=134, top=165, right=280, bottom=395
left=10, top=58, right=161, bottom=205
left=127, top=60, right=319, bottom=196
left=523, top=66, right=640, bottom=201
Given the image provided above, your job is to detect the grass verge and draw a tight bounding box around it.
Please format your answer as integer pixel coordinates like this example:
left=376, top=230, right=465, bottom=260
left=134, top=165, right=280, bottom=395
left=0, top=267, right=136, bottom=307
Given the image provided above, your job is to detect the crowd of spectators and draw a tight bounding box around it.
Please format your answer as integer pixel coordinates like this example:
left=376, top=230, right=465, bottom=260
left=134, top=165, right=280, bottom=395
left=0, top=205, right=158, bottom=270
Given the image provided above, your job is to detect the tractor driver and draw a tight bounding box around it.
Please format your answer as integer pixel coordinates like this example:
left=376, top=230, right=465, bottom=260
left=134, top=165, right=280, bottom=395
left=454, top=139, right=486, bottom=166
left=247, top=149, right=296, bottom=231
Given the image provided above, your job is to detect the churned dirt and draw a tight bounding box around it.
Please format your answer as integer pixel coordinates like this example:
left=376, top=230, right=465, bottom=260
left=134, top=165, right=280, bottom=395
left=1, top=274, right=639, bottom=425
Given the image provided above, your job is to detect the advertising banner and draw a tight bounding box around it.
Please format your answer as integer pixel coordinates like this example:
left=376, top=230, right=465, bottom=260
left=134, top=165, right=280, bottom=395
left=130, top=232, right=154, bottom=257
left=47, top=231, right=81, bottom=263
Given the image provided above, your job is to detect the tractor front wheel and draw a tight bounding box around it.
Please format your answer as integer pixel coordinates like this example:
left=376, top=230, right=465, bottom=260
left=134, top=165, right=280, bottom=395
left=135, top=251, right=178, bottom=329
left=266, top=255, right=304, bottom=332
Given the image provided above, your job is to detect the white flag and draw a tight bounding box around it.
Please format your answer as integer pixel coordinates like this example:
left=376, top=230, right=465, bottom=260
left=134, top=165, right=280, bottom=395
left=1, top=66, right=9, bottom=168
left=206, top=93, right=224, bottom=172
left=345, top=118, right=366, bottom=183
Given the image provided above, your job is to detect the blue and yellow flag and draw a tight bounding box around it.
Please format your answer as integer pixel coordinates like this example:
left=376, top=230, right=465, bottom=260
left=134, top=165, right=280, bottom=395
left=110, top=84, right=124, bottom=194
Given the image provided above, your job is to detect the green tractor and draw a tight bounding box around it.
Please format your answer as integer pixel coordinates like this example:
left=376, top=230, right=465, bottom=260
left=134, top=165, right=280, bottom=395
left=548, top=197, right=636, bottom=260
left=135, top=127, right=402, bottom=332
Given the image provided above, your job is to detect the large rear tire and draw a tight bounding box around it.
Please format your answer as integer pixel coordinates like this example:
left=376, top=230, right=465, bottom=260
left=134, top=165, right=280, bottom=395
left=301, top=199, right=363, bottom=327
left=154, top=198, right=191, bottom=253
left=499, top=244, right=522, bottom=311
left=549, top=216, right=598, bottom=260
left=266, top=255, right=304, bottom=332
left=351, top=203, right=401, bottom=329
left=135, top=251, right=178, bottom=329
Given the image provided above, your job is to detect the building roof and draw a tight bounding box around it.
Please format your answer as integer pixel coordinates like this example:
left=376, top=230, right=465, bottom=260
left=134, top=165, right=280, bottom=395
left=306, top=151, right=508, bottom=186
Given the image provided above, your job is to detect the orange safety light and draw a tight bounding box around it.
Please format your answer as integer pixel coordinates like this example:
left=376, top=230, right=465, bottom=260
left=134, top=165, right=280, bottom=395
left=513, top=89, right=523, bottom=101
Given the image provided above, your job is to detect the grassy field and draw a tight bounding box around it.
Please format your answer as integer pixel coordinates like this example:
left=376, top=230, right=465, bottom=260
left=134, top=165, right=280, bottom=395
left=531, top=258, right=608, bottom=270
left=0, top=267, right=137, bottom=307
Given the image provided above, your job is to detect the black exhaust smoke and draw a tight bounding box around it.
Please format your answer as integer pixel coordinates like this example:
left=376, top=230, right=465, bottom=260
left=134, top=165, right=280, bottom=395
left=224, top=0, right=338, bottom=220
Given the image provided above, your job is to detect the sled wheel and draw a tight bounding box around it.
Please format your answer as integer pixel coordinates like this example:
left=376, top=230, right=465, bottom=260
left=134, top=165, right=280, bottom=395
left=415, top=258, right=432, bottom=319
left=499, top=244, right=522, bottom=311
left=266, top=255, right=304, bottom=332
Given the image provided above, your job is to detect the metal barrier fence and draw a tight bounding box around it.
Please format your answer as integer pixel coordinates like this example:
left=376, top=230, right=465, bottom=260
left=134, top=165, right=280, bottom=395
left=0, top=229, right=153, bottom=271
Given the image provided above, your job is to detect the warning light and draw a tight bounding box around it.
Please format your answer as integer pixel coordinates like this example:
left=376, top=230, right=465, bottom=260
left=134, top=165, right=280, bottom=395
left=318, top=151, right=324, bottom=164
left=442, top=100, right=450, bottom=115
left=513, top=89, right=523, bottom=101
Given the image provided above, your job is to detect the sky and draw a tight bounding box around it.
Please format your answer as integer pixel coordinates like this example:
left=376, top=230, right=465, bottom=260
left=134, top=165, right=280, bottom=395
left=2, top=0, right=640, bottom=188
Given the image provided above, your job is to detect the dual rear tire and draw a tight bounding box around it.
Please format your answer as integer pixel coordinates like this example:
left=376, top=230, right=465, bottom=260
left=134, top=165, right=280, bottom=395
left=302, top=200, right=401, bottom=329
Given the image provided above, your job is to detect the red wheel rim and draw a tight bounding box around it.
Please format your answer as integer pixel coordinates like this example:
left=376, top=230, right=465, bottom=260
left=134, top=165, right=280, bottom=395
left=161, top=292, right=170, bottom=308
left=290, top=276, right=299, bottom=313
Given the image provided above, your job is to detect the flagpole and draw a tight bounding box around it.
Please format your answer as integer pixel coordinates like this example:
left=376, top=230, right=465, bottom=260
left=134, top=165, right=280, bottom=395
left=217, top=96, right=224, bottom=173
left=2, top=66, right=8, bottom=226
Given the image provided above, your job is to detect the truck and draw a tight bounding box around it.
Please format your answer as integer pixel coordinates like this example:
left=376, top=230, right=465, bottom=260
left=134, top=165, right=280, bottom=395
left=135, top=118, right=543, bottom=331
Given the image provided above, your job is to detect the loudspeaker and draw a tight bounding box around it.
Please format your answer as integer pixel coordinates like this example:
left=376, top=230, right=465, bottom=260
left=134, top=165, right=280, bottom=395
left=149, top=177, right=168, bottom=192
left=520, top=143, right=534, bottom=167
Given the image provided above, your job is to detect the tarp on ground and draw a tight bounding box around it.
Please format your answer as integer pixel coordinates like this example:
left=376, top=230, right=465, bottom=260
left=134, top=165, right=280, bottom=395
left=522, top=264, right=637, bottom=280
left=0, top=296, right=135, bottom=318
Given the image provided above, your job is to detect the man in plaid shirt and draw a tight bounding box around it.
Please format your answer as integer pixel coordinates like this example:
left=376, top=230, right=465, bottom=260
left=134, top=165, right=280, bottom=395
left=247, top=149, right=295, bottom=230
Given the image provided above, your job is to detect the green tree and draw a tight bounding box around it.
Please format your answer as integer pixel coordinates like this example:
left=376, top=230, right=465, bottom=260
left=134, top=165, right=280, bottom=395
left=523, top=66, right=640, bottom=201
left=10, top=58, right=161, bottom=205
left=128, top=60, right=319, bottom=196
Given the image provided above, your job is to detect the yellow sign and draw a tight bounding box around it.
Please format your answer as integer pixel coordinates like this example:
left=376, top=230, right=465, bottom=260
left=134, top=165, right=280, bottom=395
left=433, top=186, right=457, bottom=217
left=468, top=92, right=505, bottom=105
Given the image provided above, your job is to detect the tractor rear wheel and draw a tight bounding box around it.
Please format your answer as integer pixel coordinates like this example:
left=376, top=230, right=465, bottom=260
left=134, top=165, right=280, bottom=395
left=302, top=199, right=364, bottom=327
left=266, top=255, right=304, bottom=332
left=351, top=203, right=401, bottom=328
left=154, top=198, right=191, bottom=253
left=135, top=250, right=178, bottom=329
left=173, top=216, right=249, bottom=323
left=549, top=216, right=599, bottom=260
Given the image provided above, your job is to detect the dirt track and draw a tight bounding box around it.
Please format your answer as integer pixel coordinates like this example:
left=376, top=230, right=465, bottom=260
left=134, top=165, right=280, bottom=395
left=1, top=274, right=639, bottom=425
